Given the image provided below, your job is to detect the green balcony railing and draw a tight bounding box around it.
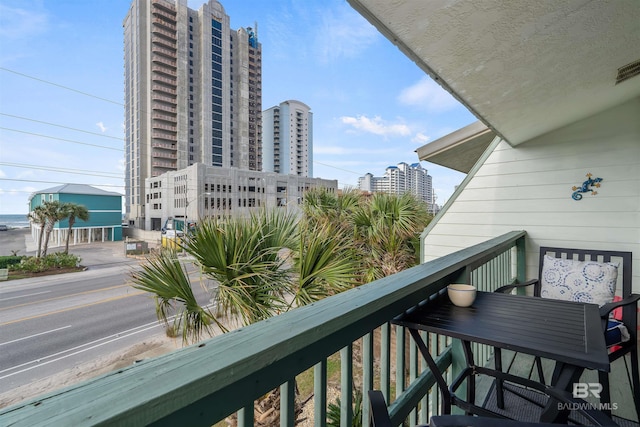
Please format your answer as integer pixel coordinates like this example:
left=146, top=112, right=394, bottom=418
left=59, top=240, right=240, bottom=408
left=0, top=231, right=526, bottom=427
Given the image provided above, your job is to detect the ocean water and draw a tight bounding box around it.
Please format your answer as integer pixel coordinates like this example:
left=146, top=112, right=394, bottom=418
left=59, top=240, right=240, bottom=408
left=0, top=214, right=30, bottom=229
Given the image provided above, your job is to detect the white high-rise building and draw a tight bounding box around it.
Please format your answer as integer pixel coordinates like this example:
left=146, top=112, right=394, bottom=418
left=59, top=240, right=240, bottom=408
left=262, top=100, right=313, bottom=177
left=358, top=162, right=434, bottom=207
left=123, top=0, right=262, bottom=228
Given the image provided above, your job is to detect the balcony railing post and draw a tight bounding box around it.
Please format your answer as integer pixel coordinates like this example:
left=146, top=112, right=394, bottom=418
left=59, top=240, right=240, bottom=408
left=362, top=333, right=374, bottom=426
left=395, top=326, right=406, bottom=398
left=516, top=236, right=527, bottom=294
left=381, top=323, right=391, bottom=401
left=238, top=405, right=254, bottom=427
left=314, top=360, right=327, bottom=427
left=280, top=380, right=295, bottom=427
left=340, top=345, right=354, bottom=426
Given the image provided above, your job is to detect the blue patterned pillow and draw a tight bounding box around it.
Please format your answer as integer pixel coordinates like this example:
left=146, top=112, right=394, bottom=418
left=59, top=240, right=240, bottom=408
left=540, top=255, right=618, bottom=307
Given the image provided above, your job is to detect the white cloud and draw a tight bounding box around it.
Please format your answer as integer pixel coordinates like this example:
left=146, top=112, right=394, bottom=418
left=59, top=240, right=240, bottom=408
left=411, top=132, right=431, bottom=144
left=0, top=4, right=48, bottom=40
left=0, top=169, right=6, bottom=178
left=96, top=122, right=107, bottom=132
left=398, top=77, right=461, bottom=113
left=340, top=115, right=411, bottom=137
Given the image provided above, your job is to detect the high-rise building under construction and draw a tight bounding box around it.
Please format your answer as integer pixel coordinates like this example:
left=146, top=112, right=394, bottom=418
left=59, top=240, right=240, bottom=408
left=123, top=0, right=262, bottom=227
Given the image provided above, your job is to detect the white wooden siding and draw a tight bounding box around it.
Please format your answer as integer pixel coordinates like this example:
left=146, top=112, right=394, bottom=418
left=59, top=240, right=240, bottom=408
left=422, top=97, right=640, bottom=292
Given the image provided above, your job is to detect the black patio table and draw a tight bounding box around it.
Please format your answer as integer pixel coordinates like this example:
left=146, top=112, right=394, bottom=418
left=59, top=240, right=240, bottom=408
left=392, top=290, right=611, bottom=424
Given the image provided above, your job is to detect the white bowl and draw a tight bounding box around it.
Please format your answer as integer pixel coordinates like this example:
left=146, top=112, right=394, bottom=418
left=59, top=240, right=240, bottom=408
left=447, top=284, right=477, bottom=307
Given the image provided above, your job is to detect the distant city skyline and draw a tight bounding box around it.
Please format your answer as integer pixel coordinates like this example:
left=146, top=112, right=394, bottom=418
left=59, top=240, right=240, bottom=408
left=0, top=0, right=473, bottom=215
left=358, top=162, right=434, bottom=209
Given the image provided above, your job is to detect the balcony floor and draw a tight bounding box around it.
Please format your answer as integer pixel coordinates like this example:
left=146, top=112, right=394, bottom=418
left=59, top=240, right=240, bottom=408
left=475, top=349, right=639, bottom=425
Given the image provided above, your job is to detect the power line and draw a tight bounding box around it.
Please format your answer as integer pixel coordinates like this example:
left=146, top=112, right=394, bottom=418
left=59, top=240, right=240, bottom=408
left=0, top=178, right=124, bottom=189
left=0, top=67, right=123, bottom=107
left=0, top=113, right=123, bottom=141
left=0, top=128, right=123, bottom=151
left=313, top=160, right=364, bottom=176
left=0, top=162, right=123, bottom=179
left=0, top=68, right=369, bottom=191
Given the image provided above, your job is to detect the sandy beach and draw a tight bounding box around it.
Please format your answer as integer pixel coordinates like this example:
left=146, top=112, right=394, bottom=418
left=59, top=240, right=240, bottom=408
left=0, top=228, right=31, bottom=257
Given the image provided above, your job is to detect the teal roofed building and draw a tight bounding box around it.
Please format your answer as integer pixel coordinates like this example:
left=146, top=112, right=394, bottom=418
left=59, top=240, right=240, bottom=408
left=28, top=184, right=123, bottom=247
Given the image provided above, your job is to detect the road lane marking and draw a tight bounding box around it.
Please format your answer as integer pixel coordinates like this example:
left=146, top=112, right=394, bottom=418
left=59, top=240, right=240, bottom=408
left=1, top=290, right=51, bottom=301
left=0, top=325, right=72, bottom=347
left=0, top=321, right=164, bottom=380
left=0, top=291, right=147, bottom=326
left=0, top=302, right=216, bottom=380
left=0, top=284, right=130, bottom=312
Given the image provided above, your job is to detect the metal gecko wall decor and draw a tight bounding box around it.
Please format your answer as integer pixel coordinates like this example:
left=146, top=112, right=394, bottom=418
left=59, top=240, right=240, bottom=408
left=572, top=173, right=602, bottom=200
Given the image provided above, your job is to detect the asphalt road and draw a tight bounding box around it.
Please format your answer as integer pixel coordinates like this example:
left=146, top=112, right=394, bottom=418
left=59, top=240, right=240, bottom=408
left=0, top=230, right=213, bottom=396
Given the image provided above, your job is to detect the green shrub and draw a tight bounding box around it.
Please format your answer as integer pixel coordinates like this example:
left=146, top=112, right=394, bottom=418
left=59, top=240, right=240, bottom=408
left=0, top=256, right=25, bottom=269
left=42, top=252, right=81, bottom=269
left=327, top=389, right=363, bottom=427
left=11, top=253, right=82, bottom=273
left=11, top=257, right=47, bottom=273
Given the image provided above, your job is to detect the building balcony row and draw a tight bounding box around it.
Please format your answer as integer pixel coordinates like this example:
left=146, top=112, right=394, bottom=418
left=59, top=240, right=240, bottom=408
left=151, top=0, right=176, bottom=16
left=152, top=55, right=176, bottom=68
left=151, top=6, right=176, bottom=21
left=151, top=91, right=176, bottom=103
left=152, top=160, right=177, bottom=169
left=152, top=63, right=177, bottom=77
left=152, top=17, right=176, bottom=31
left=152, top=103, right=177, bottom=114
left=152, top=150, right=177, bottom=160
left=152, top=112, right=177, bottom=123
left=151, top=141, right=176, bottom=150
left=152, top=131, right=177, bottom=141
left=151, top=84, right=177, bottom=96
left=151, top=35, right=176, bottom=50
left=151, top=74, right=176, bottom=85
left=151, top=26, right=176, bottom=41
left=151, top=44, right=177, bottom=58
left=151, top=122, right=177, bottom=132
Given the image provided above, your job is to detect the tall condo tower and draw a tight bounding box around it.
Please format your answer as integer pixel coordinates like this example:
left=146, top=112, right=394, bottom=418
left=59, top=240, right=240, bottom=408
left=358, top=162, right=434, bottom=208
left=262, top=100, right=313, bottom=177
left=123, top=0, right=262, bottom=227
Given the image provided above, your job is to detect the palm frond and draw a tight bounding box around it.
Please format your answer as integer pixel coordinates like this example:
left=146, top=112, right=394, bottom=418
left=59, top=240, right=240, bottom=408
left=293, top=222, right=358, bottom=306
left=131, top=249, right=216, bottom=342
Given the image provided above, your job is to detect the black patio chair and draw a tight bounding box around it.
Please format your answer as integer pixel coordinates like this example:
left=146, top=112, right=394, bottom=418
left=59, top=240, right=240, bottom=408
left=494, top=247, right=639, bottom=418
left=368, top=390, right=394, bottom=427
left=367, top=390, right=618, bottom=426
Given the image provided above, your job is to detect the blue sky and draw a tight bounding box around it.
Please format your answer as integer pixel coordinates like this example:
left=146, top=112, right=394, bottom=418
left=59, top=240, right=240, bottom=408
left=0, top=0, right=474, bottom=215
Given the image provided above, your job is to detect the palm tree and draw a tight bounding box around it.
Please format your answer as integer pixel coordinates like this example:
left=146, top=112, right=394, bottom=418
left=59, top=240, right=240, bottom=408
left=132, top=209, right=292, bottom=342
left=291, top=219, right=358, bottom=307
left=62, top=203, right=89, bottom=254
left=185, top=210, right=296, bottom=327
left=350, top=192, right=432, bottom=282
left=131, top=197, right=425, bottom=421
left=41, top=201, right=68, bottom=257
left=27, top=206, right=48, bottom=258
left=132, top=207, right=358, bottom=343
